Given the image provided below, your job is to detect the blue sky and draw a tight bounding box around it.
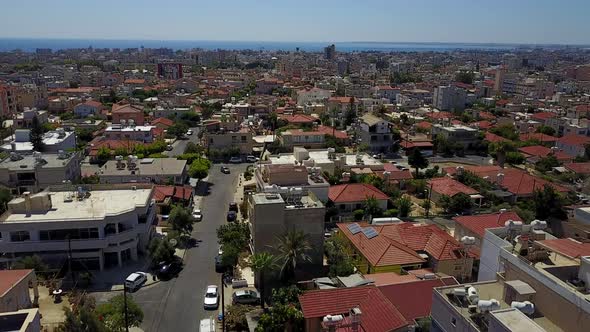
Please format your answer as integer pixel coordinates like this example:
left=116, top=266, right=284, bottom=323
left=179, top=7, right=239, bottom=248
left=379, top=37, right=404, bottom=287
left=1, top=0, right=588, bottom=44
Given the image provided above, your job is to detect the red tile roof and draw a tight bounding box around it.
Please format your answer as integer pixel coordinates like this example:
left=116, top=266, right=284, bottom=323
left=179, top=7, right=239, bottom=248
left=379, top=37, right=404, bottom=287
left=478, top=111, right=496, bottom=120
left=484, top=132, right=509, bottom=143
left=279, top=114, right=317, bottom=124
left=564, top=162, right=590, bottom=175
left=416, top=121, right=433, bottom=130
left=153, top=185, right=193, bottom=203
left=329, top=183, right=389, bottom=203
left=535, top=238, right=590, bottom=259
left=401, top=140, right=433, bottom=149
left=112, top=103, right=142, bottom=114
left=151, top=117, right=174, bottom=128
left=425, top=112, right=453, bottom=120
left=575, top=105, right=590, bottom=112
left=454, top=211, right=523, bottom=238
left=558, top=135, right=590, bottom=147
left=519, top=132, right=557, bottom=143
left=379, top=278, right=458, bottom=321
left=518, top=145, right=573, bottom=162
left=364, top=272, right=420, bottom=286
left=530, top=112, right=557, bottom=121
left=316, top=125, right=348, bottom=140
left=0, top=269, right=33, bottom=297
left=299, top=286, right=408, bottom=332
left=328, top=96, right=356, bottom=104
left=428, top=177, right=479, bottom=197
left=474, top=121, right=493, bottom=129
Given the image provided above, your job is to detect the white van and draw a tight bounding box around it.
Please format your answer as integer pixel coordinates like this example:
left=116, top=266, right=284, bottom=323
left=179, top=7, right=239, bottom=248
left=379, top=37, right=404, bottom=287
left=124, top=272, right=147, bottom=291
left=199, top=318, right=215, bottom=332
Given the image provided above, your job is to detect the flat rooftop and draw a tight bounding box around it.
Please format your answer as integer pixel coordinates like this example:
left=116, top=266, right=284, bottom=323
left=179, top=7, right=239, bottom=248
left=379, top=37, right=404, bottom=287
left=251, top=192, right=323, bottom=209
left=101, top=158, right=186, bottom=176
left=0, top=153, right=76, bottom=170
left=269, top=151, right=382, bottom=168
left=437, top=281, right=563, bottom=332
left=1, top=189, right=152, bottom=223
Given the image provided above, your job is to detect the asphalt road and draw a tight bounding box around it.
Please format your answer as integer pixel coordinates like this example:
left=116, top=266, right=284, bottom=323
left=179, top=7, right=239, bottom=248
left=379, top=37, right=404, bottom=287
left=164, top=127, right=201, bottom=157
left=134, top=163, right=247, bottom=332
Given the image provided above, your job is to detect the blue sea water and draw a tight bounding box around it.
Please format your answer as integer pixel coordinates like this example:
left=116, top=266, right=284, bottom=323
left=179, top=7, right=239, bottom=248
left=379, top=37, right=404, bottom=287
left=0, top=38, right=579, bottom=52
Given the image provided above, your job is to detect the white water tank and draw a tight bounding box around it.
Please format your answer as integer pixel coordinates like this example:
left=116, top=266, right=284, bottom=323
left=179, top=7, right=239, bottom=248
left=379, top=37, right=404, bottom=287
left=323, top=314, right=344, bottom=325
left=511, top=301, right=535, bottom=315
left=477, top=299, right=500, bottom=312
left=461, top=236, right=476, bottom=246
left=530, top=219, right=547, bottom=230
left=505, top=220, right=523, bottom=230
left=467, top=287, right=479, bottom=304
left=453, top=288, right=467, bottom=297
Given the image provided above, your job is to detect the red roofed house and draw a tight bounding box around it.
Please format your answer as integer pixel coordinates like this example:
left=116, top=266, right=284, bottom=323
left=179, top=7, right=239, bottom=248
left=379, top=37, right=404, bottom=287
left=153, top=185, right=194, bottom=213
left=299, top=285, right=409, bottom=332
left=530, top=111, right=557, bottom=124
left=336, top=222, right=475, bottom=279
left=534, top=238, right=590, bottom=260
left=278, top=114, right=318, bottom=125
left=0, top=269, right=39, bottom=312
left=519, top=132, right=558, bottom=145
left=151, top=117, right=174, bottom=129
left=74, top=100, right=104, bottom=118
left=328, top=96, right=358, bottom=112
left=329, top=183, right=389, bottom=215
left=564, top=162, right=590, bottom=175
left=518, top=145, right=573, bottom=163
left=428, top=177, right=481, bottom=206
left=484, top=132, right=509, bottom=143
left=556, top=135, right=590, bottom=158
left=111, top=103, right=145, bottom=125
left=454, top=211, right=522, bottom=246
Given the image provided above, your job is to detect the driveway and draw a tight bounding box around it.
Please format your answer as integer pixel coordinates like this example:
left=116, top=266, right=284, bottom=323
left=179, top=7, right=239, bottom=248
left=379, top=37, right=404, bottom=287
left=132, top=163, right=247, bottom=332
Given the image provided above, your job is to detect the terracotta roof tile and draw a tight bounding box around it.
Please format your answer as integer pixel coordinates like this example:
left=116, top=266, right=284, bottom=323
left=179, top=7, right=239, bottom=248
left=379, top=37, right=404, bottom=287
left=536, top=238, right=590, bottom=259
left=329, top=183, right=389, bottom=203
left=454, top=212, right=522, bottom=238
left=0, top=269, right=33, bottom=297
left=428, top=177, right=479, bottom=197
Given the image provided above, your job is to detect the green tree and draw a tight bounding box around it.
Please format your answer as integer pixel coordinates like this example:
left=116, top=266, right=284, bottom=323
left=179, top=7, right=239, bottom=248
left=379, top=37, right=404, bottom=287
left=167, top=123, right=189, bottom=139
left=225, top=304, right=252, bottom=331
left=439, top=193, right=473, bottom=214
left=188, top=158, right=211, bottom=179
left=184, top=141, right=203, bottom=154
left=96, top=146, right=111, bottom=164
left=0, top=188, right=13, bottom=214
left=535, top=155, right=560, bottom=173
left=535, top=125, right=556, bottom=136
left=274, top=230, right=312, bottom=281
left=12, top=255, right=47, bottom=273
left=325, top=237, right=355, bottom=277
left=505, top=151, right=526, bottom=165
left=58, top=304, right=107, bottom=332
left=364, top=196, right=383, bottom=219
left=396, top=196, right=413, bottom=217
left=148, top=237, right=176, bottom=264
left=455, top=71, right=475, bottom=84
left=489, top=141, right=516, bottom=168
left=96, top=294, right=143, bottom=332
left=249, top=252, right=278, bottom=309
left=30, top=115, right=45, bottom=151
left=408, top=149, right=429, bottom=177
left=490, top=124, right=518, bottom=141
left=168, top=205, right=195, bottom=235
left=533, top=185, right=566, bottom=220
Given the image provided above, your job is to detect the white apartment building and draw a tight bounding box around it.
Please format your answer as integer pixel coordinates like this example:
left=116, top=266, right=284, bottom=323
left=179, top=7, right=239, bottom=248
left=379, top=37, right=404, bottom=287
left=296, top=87, right=332, bottom=106
left=433, top=85, right=467, bottom=111
left=357, top=113, right=393, bottom=153
left=104, top=124, right=155, bottom=143
left=0, top=185, right=156, bottom=270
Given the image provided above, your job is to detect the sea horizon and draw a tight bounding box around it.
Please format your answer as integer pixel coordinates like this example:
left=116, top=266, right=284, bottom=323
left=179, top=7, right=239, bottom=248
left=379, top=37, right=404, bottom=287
left=0, top=37, right=588, bottom=53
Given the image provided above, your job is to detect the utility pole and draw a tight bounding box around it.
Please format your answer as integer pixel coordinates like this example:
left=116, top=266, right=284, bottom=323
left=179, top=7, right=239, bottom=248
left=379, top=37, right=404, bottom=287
left=123, top=285, right=130, bottom=332
left=425, top=182, right=433, bottom=218
left=67, top=236, right=76, bottom=285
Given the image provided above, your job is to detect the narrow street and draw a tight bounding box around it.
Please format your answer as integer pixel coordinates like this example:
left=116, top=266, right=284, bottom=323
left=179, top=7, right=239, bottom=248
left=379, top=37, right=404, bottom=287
left=164, top=127, right=201, bottom=157
left=133, top=163, right=247, bottom=332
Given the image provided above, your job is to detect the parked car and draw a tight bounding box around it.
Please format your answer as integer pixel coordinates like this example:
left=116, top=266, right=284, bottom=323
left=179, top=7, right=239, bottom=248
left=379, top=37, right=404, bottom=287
left=214, top=255, right=225, bottom=272
left=245, top=155, right=259, bottom=163
left=203, top=285, right=219, bottom=309
left=220, top=166, right=230, bottom=174
left=229, top=202, right=238, bottom=212
left=186, top=130, right=193, bottom=136
left=125, top=272, right=147, bottom=291
left=232, top=290, right=260, bottom=305
left=156, top=260, right=182, bottom=279
left=166, top=144, right=173, bottom=151
left=227, top=210, right=237, bottom=222
left=229, top=156, right=242, bottom=164
left=193, top=209, right=203, bottom=222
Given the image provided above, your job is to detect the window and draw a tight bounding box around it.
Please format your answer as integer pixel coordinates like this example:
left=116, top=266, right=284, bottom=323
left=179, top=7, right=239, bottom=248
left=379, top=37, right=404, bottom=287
left=241, top=136, right=247, bottom=142
left=454, top=265, right=463, bottom=271
left=232, top=136, right=237, bottom=142
left=39, top=228, right=99, bottom=241
left=10, top=231, right=30, bottom=242
left=340, top=204, right=346, bottom=210
left=451, top=318, right=456, bottom=327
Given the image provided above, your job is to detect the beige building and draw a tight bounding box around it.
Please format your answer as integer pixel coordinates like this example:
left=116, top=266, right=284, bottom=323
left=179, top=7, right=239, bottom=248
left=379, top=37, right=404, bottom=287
left=0, top=152, right=81, bottom=194
left=248, top=191, right=325, bottom=266
left=99, top=157, right=187, bottom=185
left=203, top=129, right=253, bottom=155
left=255, top=164, right=330, bottom=202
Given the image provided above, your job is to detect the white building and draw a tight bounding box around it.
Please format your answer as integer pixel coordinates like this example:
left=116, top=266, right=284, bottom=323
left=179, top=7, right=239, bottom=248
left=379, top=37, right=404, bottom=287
left=0, top=186, right=156, bottom=270
left=296, top=87, right=332, bottom=106
left=433, top=85, right=467, bottom=111
left=104, top=124, right=154, bottom=143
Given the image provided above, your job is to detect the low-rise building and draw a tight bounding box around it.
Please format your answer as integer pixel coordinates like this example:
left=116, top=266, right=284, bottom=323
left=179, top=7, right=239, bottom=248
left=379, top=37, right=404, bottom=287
left=74, top=100, right=103, bottom=118
left=453, top=211, right=523, bottom=247
left=428, top=177, right=482, bottom=206
left=279, top=129, right=325, bottom=148
left=13, top=108, right=48, bottom=129
left=0, top=186, right=156, bottom=270
left=357, top=113, right=393, bottom=153
left=0, top=308, right=41, bottom=332
left=203, top=129, right=253, bottom=155
left=0, top=152, right=81, bottom=194
left=111, top=104, right=145, bottom=125
left=104, top=124, right=155, bottom=143
left=328, top=183, right=388, bottom=215
left=255, top=164, right=330, bottom=202
left=431, top=124, right=480, bottom=150
left=99, top=157, right=187, bottom=185
left=0, top=270, right=38, bottom=312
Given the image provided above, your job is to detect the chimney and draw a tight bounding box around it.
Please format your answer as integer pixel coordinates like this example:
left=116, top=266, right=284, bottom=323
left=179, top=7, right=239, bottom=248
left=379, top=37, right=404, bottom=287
left=23, top=191, right=32, bottom=214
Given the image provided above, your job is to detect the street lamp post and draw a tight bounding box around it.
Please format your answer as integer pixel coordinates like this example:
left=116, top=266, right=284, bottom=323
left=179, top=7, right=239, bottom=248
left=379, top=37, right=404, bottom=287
left=123, top=284, right=130, bottom=332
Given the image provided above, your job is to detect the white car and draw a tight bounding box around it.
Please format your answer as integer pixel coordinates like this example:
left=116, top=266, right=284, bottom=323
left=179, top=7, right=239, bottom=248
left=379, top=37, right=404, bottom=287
left=193, top=209, right=203, bottom=222
left=125, top=272, right=147, bottom=291
left=203, top=285, right=219, bottom=309
left=245, top=155, right=259, bottom=163
left=186, top=130, right=193, bottom=136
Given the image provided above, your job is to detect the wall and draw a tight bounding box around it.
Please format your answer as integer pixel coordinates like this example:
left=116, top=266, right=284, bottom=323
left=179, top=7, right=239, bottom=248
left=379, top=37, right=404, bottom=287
left=430, top=290, right=478, bottom=332
left=284, top=206, right=325, bottom=265
left=436, top=258, right=474, bottom=281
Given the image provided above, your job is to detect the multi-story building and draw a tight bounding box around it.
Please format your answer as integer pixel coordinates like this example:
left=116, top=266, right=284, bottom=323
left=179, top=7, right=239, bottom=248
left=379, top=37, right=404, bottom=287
left=104, top=124, right=155, bottom=143
left=157, top=63, right=183, bottom=80
left=16, top=84, right=48, bottom=110
left=0, top=185, right=156, bottom=270
left=248, top=191, right=325, bottom=266
left=1, top=128, right=76, bottom=154
left=111, top=104, right=145, bottom=125
left=254, top=164, right=330, bottom=202
left=296, top=87, right=332, bottom=106
left=0, top=152, right=81, bottom=194
left=433, top=85, right=467, bottom=111
left=431, top=124, right=480, bottom=150
left=357, top=113, right=393, bottom=153
left=99, top=157, right=187, bottom=185
left=432, top=221, right=589, bottom=332
left=74, top=100, right=104, bottom=117
left=203, top=129, right=253, bottom=155
left=324, top=44, right=336, bottom=60
left=13, top=108, right=49, bottom=129
left=0, top=84, right=18, bottom=117
left=279, top=129, right=325, bottom=149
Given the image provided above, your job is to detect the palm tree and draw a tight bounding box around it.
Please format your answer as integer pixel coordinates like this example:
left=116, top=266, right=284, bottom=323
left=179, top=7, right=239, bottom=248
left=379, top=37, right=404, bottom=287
left=249, top=252, right=277, bottom=310
left=273, top=230, right=312, bottom=282
left=364, top=196, right=383, bottom=220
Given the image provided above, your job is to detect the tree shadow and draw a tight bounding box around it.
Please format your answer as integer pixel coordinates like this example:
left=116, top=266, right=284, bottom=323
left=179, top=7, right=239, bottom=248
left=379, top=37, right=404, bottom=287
left=194, top=180, right=213, bottom=197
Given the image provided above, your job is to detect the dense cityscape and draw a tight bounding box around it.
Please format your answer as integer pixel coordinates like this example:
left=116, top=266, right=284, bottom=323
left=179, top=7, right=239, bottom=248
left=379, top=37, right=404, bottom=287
left=1, top=8, right=590, bottom=332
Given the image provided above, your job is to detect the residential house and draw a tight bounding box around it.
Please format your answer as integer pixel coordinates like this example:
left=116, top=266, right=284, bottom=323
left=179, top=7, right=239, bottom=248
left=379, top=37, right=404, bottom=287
left=104, top=124, right=155, bottom=143
left=111, top=104, right=145, bottom=125
left=0, top=270, right=38, bottom=312
left=99, top=157, right=187, bottom=185
left=428, top=177, right=482, bottom=206
left=431, top=124, right=480, bottom=151
left=329, top=183, right=389, bottom=215
left=203, top=129, right=253, bottom=155
left=255, top=164, right=330, bottom=202
left=153, top=185, right=193, bottom=213
left=296, top=87, right=331, bottom=106
left=518, top=145, right=573, bottom=163
left=13, top=108, right=49, bottom=129
left=280, top=129, right=325, bottom=148
left=74, top=100, right=103, bottom=118
left=556, top=135, right=590, bottom=158
left=357, top=113, right=393, bottom=153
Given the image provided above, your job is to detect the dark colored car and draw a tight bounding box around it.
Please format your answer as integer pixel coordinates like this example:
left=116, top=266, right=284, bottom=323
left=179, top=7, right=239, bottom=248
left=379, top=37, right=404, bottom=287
left=215, top=255, right=227, bottom=273
left=227, top=210, right=237, bottom=222
left=232, top=290, right=260, bottom=305
left=156, top=260, right=183, bottom=279
left=221, top=166, right=230, bottom=174
left=229, top=202, right=238, bottom=212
